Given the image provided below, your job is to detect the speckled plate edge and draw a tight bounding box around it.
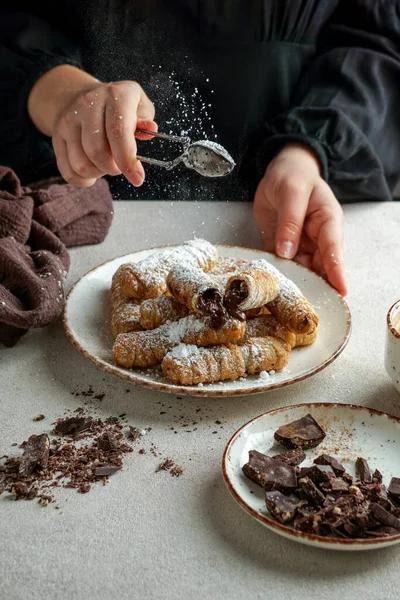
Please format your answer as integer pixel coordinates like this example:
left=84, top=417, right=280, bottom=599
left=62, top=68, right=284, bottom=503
left=222, top=402, right=400, bottom=550
left=63, top=244, right=352, bottom=398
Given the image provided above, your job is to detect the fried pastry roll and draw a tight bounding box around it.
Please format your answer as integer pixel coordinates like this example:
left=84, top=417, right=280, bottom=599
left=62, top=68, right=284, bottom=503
left=249, top=260, right=319, bottom=334
left=110, top=276, right=142, bottom=337
left=113, top=315, right=245, bottom=368
left=167, top=264, right=227, bottom=328
left=224, top=260, right=279, bottom=317
left=161, top=336, right=291, bottom=385
left=139, top=295, right=189, bottom=330
left=114, top=239, right=218, bottom=300
left=243, top=314, right=296, bottom=348
left=294, top=326, right=319, bottom=347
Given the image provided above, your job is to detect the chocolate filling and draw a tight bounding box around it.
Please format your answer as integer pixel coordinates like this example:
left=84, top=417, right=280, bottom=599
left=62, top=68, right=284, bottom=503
left=223, top=280, right=247, bottom=321
left=197, top=288, right=228, bottom=329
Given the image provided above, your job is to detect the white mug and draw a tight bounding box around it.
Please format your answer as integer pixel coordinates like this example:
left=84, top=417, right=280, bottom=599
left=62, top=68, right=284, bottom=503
left=385, top=299, right=400, bottom=394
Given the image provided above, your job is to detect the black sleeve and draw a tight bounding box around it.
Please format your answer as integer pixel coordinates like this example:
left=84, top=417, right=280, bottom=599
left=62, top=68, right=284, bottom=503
left=260, top=0, right=400, bottom=202
left=0, top=10, right=81, bottom=182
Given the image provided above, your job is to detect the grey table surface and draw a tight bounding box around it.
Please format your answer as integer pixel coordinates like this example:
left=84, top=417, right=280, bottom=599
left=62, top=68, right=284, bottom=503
left=1, top=200, right=400, bottom=600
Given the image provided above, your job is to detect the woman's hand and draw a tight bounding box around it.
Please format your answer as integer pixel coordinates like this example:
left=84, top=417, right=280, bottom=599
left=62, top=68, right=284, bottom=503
left=28, top=65, right=156, bottom=187
left=253, top=143, right=347, bottom=296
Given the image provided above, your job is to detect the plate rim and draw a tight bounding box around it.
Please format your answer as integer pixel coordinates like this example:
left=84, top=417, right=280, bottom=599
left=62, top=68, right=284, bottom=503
left=63, top=243, right=352, bottom=398
left=222, top=401, right=400, bottom=548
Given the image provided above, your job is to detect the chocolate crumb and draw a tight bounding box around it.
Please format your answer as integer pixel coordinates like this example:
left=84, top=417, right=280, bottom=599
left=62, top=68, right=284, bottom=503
left=127, top=426, right=143, bottom=442
left=170, top=465, right=184, bottom=477
left=156, top=458, right=175, bottom=472
left=33, top=415, right=45, bottom=422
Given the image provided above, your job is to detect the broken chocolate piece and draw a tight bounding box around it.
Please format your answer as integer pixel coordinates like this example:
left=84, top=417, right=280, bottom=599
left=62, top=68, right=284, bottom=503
left=298, top=464, right=335, bottom=483
left=372, top=469, right=383, bottom=484
left=242, top=450, right=297, bottom=492
left=370, top=503, right=400, bottom=530
left=274, top=414, right=326, bottom=449
left=313, top=454, right=346, bottom=476
left=355, top=457, right=372, bottom=483
left=19, top=434, right=49, bottom=477
left=272, top=448, right=306, bottom=466
left=265, top=491, right=299, bottom=524
left=94, top=466, right=121, bottom=477
left=388, top=477, right=400, bottom=503
left=320, top=478, right=349, bottom=494
left=53, top=417, right=93, bottom=436
left=365, top=526, right=400, bottom=538
left=298, top=476, right=325, bottom=506
left=294, top=512, right=322, bottom=533
left=127, top=426, right=143, bottom=442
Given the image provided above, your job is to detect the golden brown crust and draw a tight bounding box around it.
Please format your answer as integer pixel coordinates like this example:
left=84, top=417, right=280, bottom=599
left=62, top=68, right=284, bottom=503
left=110, top=276, right=142, bottom=338
left=294, top=326, right=319, bottom=347
left=114, top=239, right=218, bottom=300
left=113, top=315, right=245, bottom=368
left=139, top=295, right=188, bottom=330
left=224, top=262, right=279, bottom=311
left=243, top=315, right=296, bottom=348
left=166, top=264, right=222, bottom=313
left=161, top=336, right=290, bottom=385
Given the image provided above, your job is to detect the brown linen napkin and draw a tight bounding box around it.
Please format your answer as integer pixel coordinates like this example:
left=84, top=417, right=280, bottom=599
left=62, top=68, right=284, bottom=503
left=0, top=167, right=113, bottom=347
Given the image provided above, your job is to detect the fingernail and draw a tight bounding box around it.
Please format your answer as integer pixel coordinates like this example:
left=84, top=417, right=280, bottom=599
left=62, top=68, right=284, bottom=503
left=130, top=171, right=144, bottom=187
left=277, top=241, right=295, bottom=259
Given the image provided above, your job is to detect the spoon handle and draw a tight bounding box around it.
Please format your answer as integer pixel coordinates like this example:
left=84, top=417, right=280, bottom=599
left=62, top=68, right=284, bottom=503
left=136, top=127, right=191, bottom=148
left=136, top=155, right=183, bottom=171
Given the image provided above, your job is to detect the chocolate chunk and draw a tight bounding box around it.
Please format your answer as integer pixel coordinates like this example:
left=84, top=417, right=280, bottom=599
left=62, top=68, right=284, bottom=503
left=265, top=491, right=299, bottom=524
left=365, top=526, right=400, bottom=538
left=298, top=476, right=325, bottom=506
left=320, top=478, right=349, bottom=494
left=94, top=466, right=121, bottom=477
left=19, top=434, right=49, bottom=477
left=242, top=450, right=297, bottom=492
left=359, top=483, right=388, bottom=505
left=342, top=472, right=354, bottom=485
left=355, top=457, right=372, bottom=483
left=53, top=417, right=93, bottom=436
left=298, top=464, right=335, bottom=483
left=294, top=512, right=322, bottom=533
left=342, top=523, right=363, bottom=538
left=127, top=426, right=143, bottom=442
left=274, top=414, right=326, bottom=449
left=370, top=503, right=400, bottom=530
left=388, top=477, right=400, bottom=503
left=314, top=454, right=346, bottom=476
left=372, top=469, right=383, bottom=484
left=272, top=448, right=306, bottom=466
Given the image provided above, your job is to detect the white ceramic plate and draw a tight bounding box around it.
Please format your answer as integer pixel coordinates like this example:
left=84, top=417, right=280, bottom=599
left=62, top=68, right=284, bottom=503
left=222, top=402, right=400, bottom=550
left=63, top=244, right=351, bottom=397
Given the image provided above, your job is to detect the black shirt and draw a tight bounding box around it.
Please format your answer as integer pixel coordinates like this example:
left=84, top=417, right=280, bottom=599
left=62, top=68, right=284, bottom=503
left=1, top=0, right=400, bottom=201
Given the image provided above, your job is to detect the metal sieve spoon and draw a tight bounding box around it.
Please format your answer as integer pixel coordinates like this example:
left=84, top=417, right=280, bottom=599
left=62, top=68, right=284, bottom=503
left=136, top=128, right=235, bottom=178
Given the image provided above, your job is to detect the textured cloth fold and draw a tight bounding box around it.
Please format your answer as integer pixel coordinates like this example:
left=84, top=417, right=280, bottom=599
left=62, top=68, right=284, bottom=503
left=0, top=167, right=113, bottom=346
